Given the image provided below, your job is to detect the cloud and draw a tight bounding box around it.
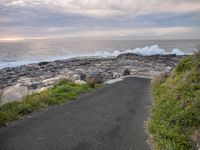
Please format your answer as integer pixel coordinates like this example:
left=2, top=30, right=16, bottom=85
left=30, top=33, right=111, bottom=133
left=65, top=27, right=193, bottom=37
left=0, top=0, right=200, bottom=40
left=2, top=0, right=200, bottom=17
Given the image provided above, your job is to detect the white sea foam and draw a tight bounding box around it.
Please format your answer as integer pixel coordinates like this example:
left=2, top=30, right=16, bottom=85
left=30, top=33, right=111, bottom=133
left=0, top=55, right=75, bottom=69
left=94, top=45, right=192, bottom=57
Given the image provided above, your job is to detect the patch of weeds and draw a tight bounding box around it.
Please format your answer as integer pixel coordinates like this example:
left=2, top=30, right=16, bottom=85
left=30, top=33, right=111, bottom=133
left=0, top=80, right=94, bottom=127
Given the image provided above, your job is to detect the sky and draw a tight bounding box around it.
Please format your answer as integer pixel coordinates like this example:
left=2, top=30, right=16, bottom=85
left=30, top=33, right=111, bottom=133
left=0, top=0, right=200, bottom=41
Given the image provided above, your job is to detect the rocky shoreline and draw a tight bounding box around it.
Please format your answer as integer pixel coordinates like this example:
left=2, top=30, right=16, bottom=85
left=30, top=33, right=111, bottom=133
left=0, top=53, right=185, bottom=103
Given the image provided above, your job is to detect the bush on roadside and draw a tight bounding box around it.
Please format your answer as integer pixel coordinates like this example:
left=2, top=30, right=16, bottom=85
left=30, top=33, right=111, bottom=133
left=85, top=77, right=99, bottom=88
left=148, top=50, right=200, bottom=150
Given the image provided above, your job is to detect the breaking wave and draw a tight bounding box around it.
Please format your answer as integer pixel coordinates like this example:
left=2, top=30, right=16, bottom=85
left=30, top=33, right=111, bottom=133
left=94, top=45, right=192, bottom=57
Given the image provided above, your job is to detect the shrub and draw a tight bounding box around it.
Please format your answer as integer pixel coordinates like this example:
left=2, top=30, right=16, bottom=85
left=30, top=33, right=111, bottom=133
left=148, top=50, right=200, bottom=150
left=85, top=77, right=98, bottom=88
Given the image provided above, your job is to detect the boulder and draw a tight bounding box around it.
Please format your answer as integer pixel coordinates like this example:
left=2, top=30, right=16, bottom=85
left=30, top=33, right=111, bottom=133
left=72, top=74, right=80, bottom=80
left=113, top=72, right=121, bottom=78
left=79, top=73, right=86, bottom=80
left=38, top=62, right=49, bottom=66
left=122, top=69, right=130, bottom=76
left=2, top=84, right=29, bottom=104
left=75, top=80, right=87, bottom=85
left=85, top=71, right=104, bottom=83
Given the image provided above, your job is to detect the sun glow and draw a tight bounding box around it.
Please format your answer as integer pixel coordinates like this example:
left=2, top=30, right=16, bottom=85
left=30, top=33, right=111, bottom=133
left=0, top=38, right=25, bottom=41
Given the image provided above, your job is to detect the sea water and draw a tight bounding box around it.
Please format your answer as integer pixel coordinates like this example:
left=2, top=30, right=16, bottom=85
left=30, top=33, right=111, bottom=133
left=0, top=38, right=199, bottom=69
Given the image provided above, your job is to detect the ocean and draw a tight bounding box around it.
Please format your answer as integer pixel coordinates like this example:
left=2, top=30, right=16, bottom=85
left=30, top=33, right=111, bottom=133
left=0, top=38, right=199, bottom=69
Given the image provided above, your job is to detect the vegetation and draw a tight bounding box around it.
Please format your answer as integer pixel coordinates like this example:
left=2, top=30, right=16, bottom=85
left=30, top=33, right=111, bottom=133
left=85, top=77, right=99, bottom=88
left=0, top=80, right=96, bottom=127
left=148, top=51, right=200, bottom=149
left=0, top=88, right=5, bottom=105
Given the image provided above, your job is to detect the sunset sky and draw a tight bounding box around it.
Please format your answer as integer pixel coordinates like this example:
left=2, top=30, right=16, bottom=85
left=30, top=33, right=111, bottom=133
left=0, top=0, right=200, bottom=40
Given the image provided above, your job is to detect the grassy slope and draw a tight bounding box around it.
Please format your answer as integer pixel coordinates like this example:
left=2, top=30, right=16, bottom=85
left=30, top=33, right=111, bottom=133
left=0, top=80, right=95, bottom=127
left=148, top=51, right=200, bottom=149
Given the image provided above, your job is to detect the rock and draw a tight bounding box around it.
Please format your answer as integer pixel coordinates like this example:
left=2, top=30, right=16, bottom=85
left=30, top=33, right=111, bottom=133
left=75, top=80, right=86, bottom=85
left=39, top=62, right=49, bottom=66
left=113, top=72, right=121, bottom=78
left=79, top=73, right=86, bottom=80
left=166, top=66, right=172, bottom=71
left=0, top=54, right=184, bottom=104
left=85, top=71, right=104, bottom=83
left=2, top=85, right=29, bottom=104
left=159, top=54, right=176, bottom=57
left=192, top=129, right=200, bottom=150
left=122, top=69, right=130, bottom=76
left=27, top=115, right=33, bottom=119
left=42, top=75, right=67, bottom=87
left=72, top=74, right=80, bottom=80
left=117, top=53, right=139, bottom=59
left=103, top=72, right=114, bottom=80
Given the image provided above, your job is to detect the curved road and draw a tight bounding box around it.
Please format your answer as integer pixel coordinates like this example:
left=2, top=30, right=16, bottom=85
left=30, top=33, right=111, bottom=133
left=0, top=77, right=151, bottom=150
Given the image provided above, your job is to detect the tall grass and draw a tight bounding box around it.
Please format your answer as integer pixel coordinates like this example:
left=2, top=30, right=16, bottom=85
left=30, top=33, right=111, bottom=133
left=148, top=51, right=200, bottom=150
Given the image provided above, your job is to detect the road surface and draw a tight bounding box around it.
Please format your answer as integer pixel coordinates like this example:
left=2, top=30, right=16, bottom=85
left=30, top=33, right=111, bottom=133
left=0, top=77, right=151, bottom=150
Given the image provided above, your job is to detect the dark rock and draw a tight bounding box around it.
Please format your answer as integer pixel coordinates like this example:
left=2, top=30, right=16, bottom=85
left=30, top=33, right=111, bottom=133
left=79, top=61, right=91, bottom=66
left=39, top=62, right=49, bottom=66
left=30, top=83, right=39, bottom=90
left=122, top=69, right=130, bottom=76
left=79, top=73, right=86, bottom=80
left=117, top=53, right=139, bottom=59
left=159, top=54, right=177, bottom=57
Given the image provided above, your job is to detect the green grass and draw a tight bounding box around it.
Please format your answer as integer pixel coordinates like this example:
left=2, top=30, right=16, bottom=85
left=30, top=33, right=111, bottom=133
left=148, top=51, right=200, bottom=150
left=0, top=80, right=96, bottom=127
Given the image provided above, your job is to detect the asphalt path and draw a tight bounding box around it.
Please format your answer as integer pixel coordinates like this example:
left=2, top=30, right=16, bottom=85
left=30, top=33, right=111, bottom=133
left=0, top=77, right=151, bottom=150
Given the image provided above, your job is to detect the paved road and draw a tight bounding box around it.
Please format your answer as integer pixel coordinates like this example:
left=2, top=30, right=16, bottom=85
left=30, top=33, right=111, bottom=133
left=0, top=77, right=151, bottom=150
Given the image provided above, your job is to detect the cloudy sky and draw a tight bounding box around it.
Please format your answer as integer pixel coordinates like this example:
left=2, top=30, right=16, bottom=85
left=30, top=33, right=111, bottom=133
left=0, top=0, right=200, bottom=40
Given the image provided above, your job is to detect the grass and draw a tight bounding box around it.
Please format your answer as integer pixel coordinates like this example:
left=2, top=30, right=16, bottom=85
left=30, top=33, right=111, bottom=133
left=148, top=51, right=200, bottom=150
left=0, top=79, right=96, bottom=127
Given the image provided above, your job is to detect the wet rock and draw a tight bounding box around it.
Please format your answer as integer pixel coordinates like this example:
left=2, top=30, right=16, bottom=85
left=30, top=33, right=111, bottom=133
left=159, top=54, right=176, bottom=57
left=39, top=62, right=49, bottom=66
left=117, top=53, right=139, bottom=59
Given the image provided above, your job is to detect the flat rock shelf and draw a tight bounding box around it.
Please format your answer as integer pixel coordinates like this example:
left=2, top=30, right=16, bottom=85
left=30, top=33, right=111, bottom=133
left=0, top=54, right=184, bottom=103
